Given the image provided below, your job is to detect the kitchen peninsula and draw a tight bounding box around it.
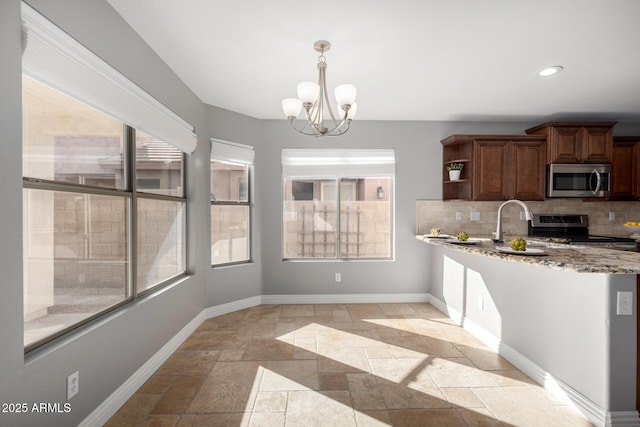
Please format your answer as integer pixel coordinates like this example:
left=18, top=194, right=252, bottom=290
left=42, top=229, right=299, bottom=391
left=419, top=234, right=639, bottom=427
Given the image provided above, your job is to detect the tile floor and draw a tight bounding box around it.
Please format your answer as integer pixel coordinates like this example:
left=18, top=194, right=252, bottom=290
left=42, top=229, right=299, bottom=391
left=105, top=303, right=593, bottom=427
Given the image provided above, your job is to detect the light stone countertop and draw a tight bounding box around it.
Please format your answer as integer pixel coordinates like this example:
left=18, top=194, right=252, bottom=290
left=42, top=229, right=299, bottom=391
left=417, top=234, right=640, bottom=274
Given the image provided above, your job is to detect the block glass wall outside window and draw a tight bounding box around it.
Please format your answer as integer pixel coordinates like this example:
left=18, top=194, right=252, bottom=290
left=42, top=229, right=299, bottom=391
left=22, top=77, right=131, bottom=349
left=22, top=80, right=187, bottom=350
left=281, top=149, right=395, bottom=260
left=21, top=3, right=195, bottom=351
left=282, top=177, right=392, bottom=259
left=210, top=140, right=254, bottom=266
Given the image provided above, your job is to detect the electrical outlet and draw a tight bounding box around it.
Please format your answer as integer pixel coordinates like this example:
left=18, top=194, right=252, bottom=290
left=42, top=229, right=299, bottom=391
left=67, top=371, right=79, bottom=400
left=455, top=211, right=462, bottom=221
left=519, top=211, right=526, bottom=221
left=617, top=291, right=633, bottom=316
left=470, top=211, right=480, bottom=221
left=335, top=273, right=341, bottom=283
left=609, top=212, right=616, bottom=221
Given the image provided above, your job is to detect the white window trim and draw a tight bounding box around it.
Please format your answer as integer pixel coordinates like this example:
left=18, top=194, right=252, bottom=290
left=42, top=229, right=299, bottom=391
left=21, top=2, right=197, bottom=153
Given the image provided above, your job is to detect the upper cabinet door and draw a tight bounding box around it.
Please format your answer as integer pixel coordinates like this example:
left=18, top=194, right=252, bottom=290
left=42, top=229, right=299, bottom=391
left=525, top=122, right=615, bottom=164
left=474, top=140, right=508, bottom=201
left=551, top=126, right=581, bottom=163
left=510, top=141, right=546, bottom=201
left=582, top=126, right=613, bottom=163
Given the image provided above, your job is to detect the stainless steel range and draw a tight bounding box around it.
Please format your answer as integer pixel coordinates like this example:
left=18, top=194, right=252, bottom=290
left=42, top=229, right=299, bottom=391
left=527, top=214, right=637, bottom=251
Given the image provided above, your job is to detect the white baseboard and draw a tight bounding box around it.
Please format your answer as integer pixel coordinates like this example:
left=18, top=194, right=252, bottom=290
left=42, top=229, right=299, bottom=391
left=78, top=311, right=207, bottom=427
left=83, top=293, right=636, bottom=427
left=203, top=295, right=263, bottom=319
left=427, top=294, right=640, bottom=427
left=261, top=293, right=430, bottom=305
left=80, top=293, right=427, bottom=425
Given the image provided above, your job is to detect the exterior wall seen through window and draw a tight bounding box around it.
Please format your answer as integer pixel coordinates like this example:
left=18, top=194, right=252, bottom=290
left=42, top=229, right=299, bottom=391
left=283, top=177, right=392, bottom=259
left=22, top=76, right=187, bottom=351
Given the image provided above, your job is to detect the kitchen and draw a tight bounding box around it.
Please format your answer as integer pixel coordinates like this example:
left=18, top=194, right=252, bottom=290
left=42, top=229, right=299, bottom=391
left=2, top=1, right=640, bottom=427
left=417, top=121, right=640, bottom=427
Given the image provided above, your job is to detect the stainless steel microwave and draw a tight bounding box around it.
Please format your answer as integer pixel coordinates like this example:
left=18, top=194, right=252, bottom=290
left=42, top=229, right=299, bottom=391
left=547, top=163, right=611, bottom=198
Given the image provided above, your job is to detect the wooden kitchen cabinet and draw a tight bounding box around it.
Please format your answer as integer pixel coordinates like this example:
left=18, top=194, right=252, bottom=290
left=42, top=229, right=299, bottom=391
left=610, top=136, right=640, bottom=200
left=442, top=135, right=546, bottom=201
left=525, top=121, right=616, bottom=163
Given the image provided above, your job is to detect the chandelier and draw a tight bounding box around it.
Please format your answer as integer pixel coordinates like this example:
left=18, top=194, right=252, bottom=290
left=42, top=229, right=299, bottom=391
left=281, top=40, right=357, bottom=137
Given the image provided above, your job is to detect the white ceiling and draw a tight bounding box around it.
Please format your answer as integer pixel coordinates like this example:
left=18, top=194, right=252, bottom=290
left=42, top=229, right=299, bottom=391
left=107, top=0, right=640, bottom=123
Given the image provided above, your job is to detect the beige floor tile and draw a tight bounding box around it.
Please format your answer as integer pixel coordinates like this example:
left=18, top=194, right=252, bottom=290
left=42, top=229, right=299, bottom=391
left=364, top=346, right=395, bottom=359
left=441, top=387, right=485, bottom=408
left=105, top=394, right=162, bottom=427
left=155, top=350, right=220, bottom=376
left=317, top=347, right=371, bottom=373
left=109, top=303, right=595, bottom=427
left=316, top=329, right=380, bottom=348
left=218, top=349, right=245, bottom=361
left=187, top=361, right=263, bottom=413
left=347, top=373, right=387, bottom=410
left=489, top=369, right=537, bottom=387
left=141, top=414, right=181, bottom=427
left=285, top=390, right=356, bottom=427
left=151, top=376, right=204, bottom=414
left=248, top=412, right=286, bottom=427
left=319, top=373, right=349, bottom=390
left=260, top=360, right=319, bottom=391
left=472, top=386, right=583, bottom=427
left=456, top=345, right=515, bottom=371
left=253, top=391, right=288, bottom=412
left=378, top=303, right=418, bottom=315
left=456, top=408, right=505, bottom=427
left=281, top=304, right=316, bottom=317
left=332, top=309, right=352, bottom=322
left=177, top=413, right=249, bottom=427
left=369, top=358, right=449, bottom=410
left=179, top=330, right=251, bottom=350
left=243, top=336, right=295, bottom=360
left=137, top=375, right=178, bottom=394
left=292, top=338, right=318, bottom=360
left=425, top=357, right=499, bottom=388
left=389, top=408, right=467, bottom=427
left=376, top=380, right=451, bottom=410
left=354, top=410, right=392, bottom=426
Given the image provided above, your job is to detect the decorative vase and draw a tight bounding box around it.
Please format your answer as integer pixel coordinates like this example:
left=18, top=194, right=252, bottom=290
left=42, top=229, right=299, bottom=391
left=449, top=170, right=461, bottom=181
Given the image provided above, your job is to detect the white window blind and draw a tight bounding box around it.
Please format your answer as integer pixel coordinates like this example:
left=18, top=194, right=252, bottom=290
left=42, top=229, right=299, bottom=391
left=281, top=148, right=395, bottom=178
left=21, top=2, right=197, bottom=154
left=211, top=139, right=255, bottom=164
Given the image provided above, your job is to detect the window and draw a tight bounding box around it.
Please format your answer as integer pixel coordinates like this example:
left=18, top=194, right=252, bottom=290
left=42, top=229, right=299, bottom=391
left=282, top=149, right=395, bottom=260
left=211, top=139, right=254, bottom=266
left=22, top=4, right=194, bottom=351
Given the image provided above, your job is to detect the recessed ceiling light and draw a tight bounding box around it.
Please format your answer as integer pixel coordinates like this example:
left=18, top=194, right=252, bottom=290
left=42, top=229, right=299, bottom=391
left=538, top=66, right=564, bottom=77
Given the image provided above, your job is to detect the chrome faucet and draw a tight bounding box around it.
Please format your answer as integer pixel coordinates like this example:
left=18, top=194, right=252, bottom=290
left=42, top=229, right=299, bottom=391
left=492, top=199, right=533, bottom=243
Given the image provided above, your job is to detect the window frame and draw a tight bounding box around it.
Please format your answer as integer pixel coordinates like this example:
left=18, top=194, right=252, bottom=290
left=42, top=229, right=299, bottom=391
left=280, top=148, right=395, bottom=262
left=23, top=122, right=188, bottom=353
left=209, top=138, right=254, bottom=268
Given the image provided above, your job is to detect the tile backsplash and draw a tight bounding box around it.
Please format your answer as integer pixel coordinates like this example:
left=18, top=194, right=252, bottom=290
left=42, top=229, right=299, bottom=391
left=416, top=199, right=640, bottom=238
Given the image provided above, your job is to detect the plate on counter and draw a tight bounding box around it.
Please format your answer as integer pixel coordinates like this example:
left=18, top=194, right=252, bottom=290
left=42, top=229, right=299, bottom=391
left=424, top=234, right=450, bottom=239
left=623, top=225, right=640, bottom=239
left=496, top=246, right=546, bottom=256
left=448, top=240, right=476, bottom=245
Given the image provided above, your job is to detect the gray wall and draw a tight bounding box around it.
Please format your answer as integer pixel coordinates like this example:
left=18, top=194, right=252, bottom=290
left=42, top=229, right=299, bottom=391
left=3, top=0, right=640, bottom=425
left=259, top=120, right=543, bottom=296
left=428, top=244, right=637, bottom=413
left=206, top=105, right=264, bottom=305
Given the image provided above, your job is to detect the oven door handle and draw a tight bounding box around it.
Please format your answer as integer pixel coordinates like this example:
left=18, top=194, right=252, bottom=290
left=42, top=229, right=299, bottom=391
left=590, top=169, right=602, bottom=195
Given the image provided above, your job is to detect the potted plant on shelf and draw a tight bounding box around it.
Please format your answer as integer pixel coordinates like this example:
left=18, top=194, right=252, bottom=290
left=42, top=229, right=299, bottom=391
left=447, top=163, right=464, bottom=181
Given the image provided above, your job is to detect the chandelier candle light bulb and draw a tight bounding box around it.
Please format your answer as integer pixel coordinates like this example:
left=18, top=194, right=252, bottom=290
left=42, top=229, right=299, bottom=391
left=282, top=40, right=357, bottom=137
